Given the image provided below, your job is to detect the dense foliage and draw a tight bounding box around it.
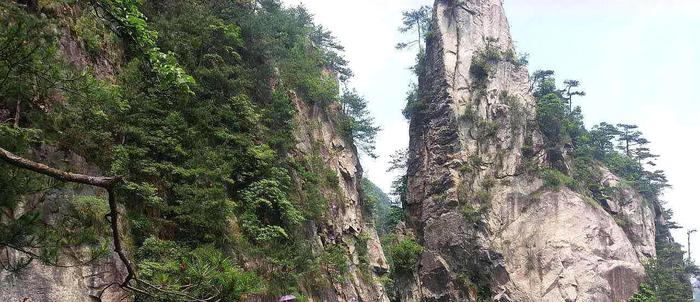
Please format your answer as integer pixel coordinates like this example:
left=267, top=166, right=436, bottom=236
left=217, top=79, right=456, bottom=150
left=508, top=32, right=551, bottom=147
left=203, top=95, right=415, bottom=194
left=340, top=89, right=380, bottom=157
left=0, top=0, right=378, bottom=300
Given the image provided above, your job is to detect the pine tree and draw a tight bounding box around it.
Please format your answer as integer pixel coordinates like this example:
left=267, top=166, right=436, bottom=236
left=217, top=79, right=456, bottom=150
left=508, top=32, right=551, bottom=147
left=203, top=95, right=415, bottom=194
left=396, top=6, right=431, bottom=54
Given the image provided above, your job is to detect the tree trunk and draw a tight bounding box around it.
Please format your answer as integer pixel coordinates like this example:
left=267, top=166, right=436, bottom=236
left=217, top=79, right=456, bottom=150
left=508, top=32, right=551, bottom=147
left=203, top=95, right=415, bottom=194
left=417, top=20, right=423, bottom=54
left=13, top=100, right=20, bottom=128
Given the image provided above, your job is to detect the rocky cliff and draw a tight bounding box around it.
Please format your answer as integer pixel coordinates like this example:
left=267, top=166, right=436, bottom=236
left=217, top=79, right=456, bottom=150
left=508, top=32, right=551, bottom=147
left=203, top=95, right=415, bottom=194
left=0, top=96, right=390, bottom=302
left=404, top=0, right=656, bottom=301
left=290, top=94, right=389, bottom=302
left=0, top=1, right=388, bottom=301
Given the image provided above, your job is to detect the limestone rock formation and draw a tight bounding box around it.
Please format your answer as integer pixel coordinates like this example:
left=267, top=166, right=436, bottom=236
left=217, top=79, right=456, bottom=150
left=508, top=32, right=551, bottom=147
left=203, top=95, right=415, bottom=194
left=291, top=94, right=390, bottom=302
left=404, top=0, right=657, bottom=301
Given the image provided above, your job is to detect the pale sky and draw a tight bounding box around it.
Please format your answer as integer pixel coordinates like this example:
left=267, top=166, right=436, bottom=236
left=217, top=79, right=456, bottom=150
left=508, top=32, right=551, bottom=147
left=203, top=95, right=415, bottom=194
left=282, top=0, right=700, bottom=261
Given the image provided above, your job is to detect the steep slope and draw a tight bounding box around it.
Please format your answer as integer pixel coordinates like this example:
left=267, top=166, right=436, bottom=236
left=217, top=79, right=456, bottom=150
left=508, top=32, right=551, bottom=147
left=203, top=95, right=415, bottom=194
left=404, top=0, right=656, bottom=301
left=290, top=94, right=389, bottom=302
left=0, top=1, right=387, bottom=301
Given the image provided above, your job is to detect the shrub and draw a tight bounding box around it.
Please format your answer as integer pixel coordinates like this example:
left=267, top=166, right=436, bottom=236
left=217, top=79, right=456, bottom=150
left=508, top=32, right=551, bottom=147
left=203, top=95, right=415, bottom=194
left=461, top=200, right=490, bottom=224
left=482, top=177, right=496, bottom=191
left=390, top=239, right=423, bottom=275
left=461, top=204, right=481, bottom=223
left=320, top=244, right=349, bottom=282
left=356, top=232, right=372, bottom=278
left=540, top=168, right=575, bottom=191
left=629, top=283, right=658, bottom=302
left=476, top=119, right=499, bottom=139
left=469, top=55, right=493, bottom=88
left=137, top=239, right=261, bottom=301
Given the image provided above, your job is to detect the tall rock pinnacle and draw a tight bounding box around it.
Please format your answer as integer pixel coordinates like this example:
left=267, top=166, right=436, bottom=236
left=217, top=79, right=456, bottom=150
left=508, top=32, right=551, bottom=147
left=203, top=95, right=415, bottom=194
left=403, top=0, right=656, bottom=301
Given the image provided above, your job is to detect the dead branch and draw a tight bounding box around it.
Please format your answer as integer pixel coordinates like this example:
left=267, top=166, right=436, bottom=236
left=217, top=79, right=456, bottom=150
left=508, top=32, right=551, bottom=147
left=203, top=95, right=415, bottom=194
left=0, top=147, right=120, bottom=188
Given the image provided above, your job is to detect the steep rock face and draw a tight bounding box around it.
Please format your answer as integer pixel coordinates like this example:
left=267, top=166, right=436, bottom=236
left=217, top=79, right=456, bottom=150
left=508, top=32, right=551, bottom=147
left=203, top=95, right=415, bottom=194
left=292, top=94, right=390, bottom=302
left=405, top=0, right=655, bottom=301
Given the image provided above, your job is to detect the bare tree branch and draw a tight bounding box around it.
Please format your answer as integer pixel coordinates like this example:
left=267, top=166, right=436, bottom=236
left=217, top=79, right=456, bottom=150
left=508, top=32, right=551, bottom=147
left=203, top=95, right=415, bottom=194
left=0, top=147, right=120, bottom=188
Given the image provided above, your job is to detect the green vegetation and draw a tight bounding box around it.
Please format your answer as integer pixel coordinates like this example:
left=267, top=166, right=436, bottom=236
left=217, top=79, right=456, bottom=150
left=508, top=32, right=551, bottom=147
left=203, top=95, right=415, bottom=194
left=96, top=0, right=195, bottom=93
left=136, top=238, right=261, bottom=301
left=637, top=241, right=696, bottom=302
left=0, top=0, right=378, bottom=300
left=539, top=168, right=575, bottom=191
left=469, top=37, right=527, bottom=89
left=340, top=89, right=381, bottom=158
left=396, top=6, right=432, bottom=54
left=320, top=244, right=350, bottom=283
left=363, top=178, right=403, bottom=236
left=402, top=82, right=425, bottom=120
left=459, top=184, right=492, bottom=224
left=387, top=238, right=423, bottom=275
left=629, top=283, right=658, bottom=302
left=396, top=6, right=431, bottom=121
left=3, top=1, right=695, bottom=301
left=356, top=232, right=372, bottom=278
left=458, top=271, right=491, bottom=302
left=387, top=148, right=410, bottom=206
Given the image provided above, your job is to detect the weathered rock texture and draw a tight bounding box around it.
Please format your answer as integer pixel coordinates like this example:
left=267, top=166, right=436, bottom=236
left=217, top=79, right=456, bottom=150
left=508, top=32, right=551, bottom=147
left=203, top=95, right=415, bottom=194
left=404, top=0, right=656, bottom=301
left=291, top=94, right=390, bottom=302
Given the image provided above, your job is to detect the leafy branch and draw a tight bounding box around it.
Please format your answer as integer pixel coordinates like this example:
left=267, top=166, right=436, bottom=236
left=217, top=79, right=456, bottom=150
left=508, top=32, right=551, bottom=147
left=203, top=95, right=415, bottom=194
left=89, top=0, right=195, bottom=93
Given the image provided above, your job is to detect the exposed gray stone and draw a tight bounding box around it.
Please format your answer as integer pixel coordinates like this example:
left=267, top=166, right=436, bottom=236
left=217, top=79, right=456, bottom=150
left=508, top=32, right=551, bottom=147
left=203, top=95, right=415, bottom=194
left=291, top=94, right=389, bottom=302
left=405, top=0, right=656, bottom=301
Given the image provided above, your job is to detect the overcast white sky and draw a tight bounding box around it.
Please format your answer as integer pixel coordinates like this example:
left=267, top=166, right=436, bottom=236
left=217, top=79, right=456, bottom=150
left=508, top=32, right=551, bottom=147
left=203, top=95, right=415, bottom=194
left=282, top=0, right=700, bottom=261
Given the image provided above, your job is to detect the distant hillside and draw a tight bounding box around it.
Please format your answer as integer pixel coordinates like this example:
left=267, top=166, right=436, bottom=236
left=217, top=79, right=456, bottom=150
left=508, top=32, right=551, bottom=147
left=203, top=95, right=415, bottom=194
left=363, top=178, right=403, bottom=236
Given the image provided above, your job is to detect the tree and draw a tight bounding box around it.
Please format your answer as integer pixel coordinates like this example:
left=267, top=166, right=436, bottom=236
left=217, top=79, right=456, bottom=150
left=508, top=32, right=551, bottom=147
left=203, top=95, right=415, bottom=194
left=402, top=82, right=422, bottom=120
left=643, top=240, right=695, bottom=302
left=311, top=25, right=353, bottom=82
left=629, top=283, right=658, bottom=302
left=396, top=6, right=431, bottom=54
left=529, top=69, right=555, bottom=94
left=562, top=79, right=586, bottom=113
left=1, top=0, right=361, bottom=299
left=588, top=122, right=620, bottom=159
left=339, top=88, right=380, bottom=158
left=387, top=149, right=409, bottom=205
left=0, top=2, right=64, bottom=129
left=616, top=123, right=642, bottom=156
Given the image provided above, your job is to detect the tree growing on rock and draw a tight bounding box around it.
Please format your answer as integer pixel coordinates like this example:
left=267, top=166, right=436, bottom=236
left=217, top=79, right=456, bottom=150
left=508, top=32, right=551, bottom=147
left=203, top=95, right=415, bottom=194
left=562, top=79, right=586, bottom=113
left=396, top=6, right=431, bottom=54
left=339, top=88, right=380, bottom=158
